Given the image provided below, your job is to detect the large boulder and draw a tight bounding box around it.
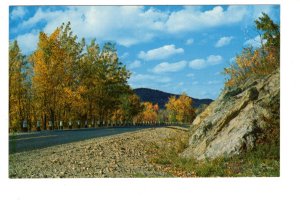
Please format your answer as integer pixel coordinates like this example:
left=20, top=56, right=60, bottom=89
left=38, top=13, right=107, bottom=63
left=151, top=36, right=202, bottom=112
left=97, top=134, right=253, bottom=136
left=182, top=70, right=279, bottom=160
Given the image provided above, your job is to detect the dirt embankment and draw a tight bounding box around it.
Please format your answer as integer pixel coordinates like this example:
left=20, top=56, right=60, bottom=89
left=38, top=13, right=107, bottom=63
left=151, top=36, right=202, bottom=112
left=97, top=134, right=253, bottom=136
left=9, top=127, right=188, bottom=178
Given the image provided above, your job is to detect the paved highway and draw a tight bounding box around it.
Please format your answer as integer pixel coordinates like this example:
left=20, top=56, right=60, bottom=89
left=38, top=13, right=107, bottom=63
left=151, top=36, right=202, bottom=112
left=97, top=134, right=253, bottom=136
left=9, top=126, right=158, bottom=154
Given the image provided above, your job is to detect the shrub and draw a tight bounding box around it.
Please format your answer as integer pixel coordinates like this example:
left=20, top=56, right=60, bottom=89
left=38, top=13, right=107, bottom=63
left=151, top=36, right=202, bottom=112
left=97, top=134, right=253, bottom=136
left=224, top=13, right=279, bottom=89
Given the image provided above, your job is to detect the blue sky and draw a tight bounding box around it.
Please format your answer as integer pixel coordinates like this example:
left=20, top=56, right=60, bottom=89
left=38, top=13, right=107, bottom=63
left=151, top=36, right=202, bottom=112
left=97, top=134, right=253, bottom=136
left=9, top=5, right=280, bottom=99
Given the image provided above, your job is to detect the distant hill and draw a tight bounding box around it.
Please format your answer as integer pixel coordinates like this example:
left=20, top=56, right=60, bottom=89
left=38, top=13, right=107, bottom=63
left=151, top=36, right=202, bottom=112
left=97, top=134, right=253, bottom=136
left=133, top=88, right=213, bottom=109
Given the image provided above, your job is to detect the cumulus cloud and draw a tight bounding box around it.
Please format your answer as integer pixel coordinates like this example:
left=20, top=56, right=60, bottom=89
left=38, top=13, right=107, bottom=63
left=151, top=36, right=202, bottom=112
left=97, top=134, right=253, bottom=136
left=185, top=38, right=194, bottom=45
left=128, top=60, right=141, bottom=69
left=10, top=7, right=27, bottom=20
left=189, top=59, right=206, bottom=69
left=138, top=45, right=184, bottom=61
left=244, top=35, right=267, bottom=48
left=10, top=5, right=274, bottom=52
left=165, top=6, right=249, bottom=33
left=207, top=55, right=223, bottom=65
left=16, top=6, right=168, bottom=47
left=15, top=31, right=39, bottom=54
left=189, top=55, right=222, bottom=69
left=153, top=60, right=187, bottom=73
left=12, top=5, right=277, bottom=53
left=215, top=36, right=233, bottom=47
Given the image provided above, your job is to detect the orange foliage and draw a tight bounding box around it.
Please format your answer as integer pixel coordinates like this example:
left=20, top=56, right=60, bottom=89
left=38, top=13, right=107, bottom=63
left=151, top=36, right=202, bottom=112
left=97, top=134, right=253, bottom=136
left=134, top=102, right=159, bottom=123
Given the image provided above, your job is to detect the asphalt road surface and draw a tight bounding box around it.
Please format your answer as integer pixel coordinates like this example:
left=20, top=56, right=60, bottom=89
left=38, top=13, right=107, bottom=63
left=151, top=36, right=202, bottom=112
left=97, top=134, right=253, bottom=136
left=9, top=126, right=159, bottom=154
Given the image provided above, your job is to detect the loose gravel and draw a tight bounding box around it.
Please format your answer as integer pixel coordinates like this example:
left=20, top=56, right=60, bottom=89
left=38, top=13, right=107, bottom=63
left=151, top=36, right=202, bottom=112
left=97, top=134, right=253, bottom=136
left=9, top=127, right=188, bottom=178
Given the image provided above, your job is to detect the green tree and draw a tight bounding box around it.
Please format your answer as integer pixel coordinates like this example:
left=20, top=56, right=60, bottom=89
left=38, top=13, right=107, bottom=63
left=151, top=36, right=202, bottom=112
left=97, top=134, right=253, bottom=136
left=80, top=39, right=101, bottom=123
left=255, top=12, right=280, bottom=51
left=119, top=93, right=143, bottom=122
left=98, top=42, right=131, bottom=122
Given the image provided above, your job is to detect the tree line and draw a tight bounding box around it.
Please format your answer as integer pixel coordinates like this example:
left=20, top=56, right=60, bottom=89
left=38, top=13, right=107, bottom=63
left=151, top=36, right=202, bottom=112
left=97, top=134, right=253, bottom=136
left=9, top=22, right=196, bottom=132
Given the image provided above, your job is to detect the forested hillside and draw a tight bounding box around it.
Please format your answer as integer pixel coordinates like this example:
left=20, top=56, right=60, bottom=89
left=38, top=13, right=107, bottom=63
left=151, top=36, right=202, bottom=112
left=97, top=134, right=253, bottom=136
left=133, top=88, right=213, bottom=108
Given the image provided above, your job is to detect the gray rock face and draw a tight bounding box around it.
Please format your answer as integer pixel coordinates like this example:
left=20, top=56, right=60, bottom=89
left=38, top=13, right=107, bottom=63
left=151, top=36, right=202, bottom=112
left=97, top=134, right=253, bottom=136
left=182, top=70, right=279, bottom=160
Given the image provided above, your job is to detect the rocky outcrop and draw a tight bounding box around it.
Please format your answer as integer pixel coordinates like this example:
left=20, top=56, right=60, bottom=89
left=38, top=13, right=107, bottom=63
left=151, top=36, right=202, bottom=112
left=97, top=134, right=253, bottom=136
left=182, top=70, right=279, bottom=160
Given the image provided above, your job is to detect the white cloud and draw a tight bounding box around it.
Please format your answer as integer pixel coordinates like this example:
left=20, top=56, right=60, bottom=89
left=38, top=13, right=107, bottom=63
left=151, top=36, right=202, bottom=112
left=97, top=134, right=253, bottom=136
left=13, top=6, right=264, bottom=45
left=165, top=6, right=249, bottom=33
left=207, top=55, right=223, bottom=65
left=153, top=60, right=187, bottom=73
left=12, top=5, right=277, bottom=53
left=189, top=55, right=222, bottom=69
left=185, top=38, right=194, bottom=45
left=128, top=60, right=141, bottom=69
left=138, top=44, right=184, bottom=61
left=215, top=36, right=233, bottom=47
left=189, top=59, right=206, bottom=69
left=186, top=73, right=195, bottom=77
left=192, top=81, right=199, bottom=85
left=244, top=35, right=267, bottom=48
left=15, top=6, right=164, bottom=47
left=129, top=74, right=171, bottom=83
left=178, top=82, right=184, bottom=86
left=15, top=31, right=39, bottom=54
left=10, top=7, right=27, bottom=20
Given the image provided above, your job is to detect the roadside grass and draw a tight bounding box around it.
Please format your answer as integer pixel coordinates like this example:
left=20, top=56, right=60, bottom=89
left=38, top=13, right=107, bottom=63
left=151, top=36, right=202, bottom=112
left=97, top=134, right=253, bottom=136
left=149, top=131, right=279, bottom=177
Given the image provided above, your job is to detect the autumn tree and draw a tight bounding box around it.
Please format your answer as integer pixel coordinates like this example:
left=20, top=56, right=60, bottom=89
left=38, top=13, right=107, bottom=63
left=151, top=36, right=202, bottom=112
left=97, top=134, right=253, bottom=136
left=9, top=40, right=32, bottom=131
left=57, top=22, right=85, bottom=124
left=30, top=28, right=64, bottom=129
left=11, top=22, right=141, bottom=131
left=165, top=93, right=195, bottom=123
left=134, top=102, right=159, bottom=123
left=165, top=96, right=177, bottom=122
left=224, top=13, right=280, bottom=88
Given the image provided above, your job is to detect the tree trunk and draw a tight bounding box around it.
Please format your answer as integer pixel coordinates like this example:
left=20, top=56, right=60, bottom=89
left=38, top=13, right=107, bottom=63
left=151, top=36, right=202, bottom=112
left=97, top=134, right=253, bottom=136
left=43, top=113, right=47, bottom=130
left=50, top=109, right=55, bottom=129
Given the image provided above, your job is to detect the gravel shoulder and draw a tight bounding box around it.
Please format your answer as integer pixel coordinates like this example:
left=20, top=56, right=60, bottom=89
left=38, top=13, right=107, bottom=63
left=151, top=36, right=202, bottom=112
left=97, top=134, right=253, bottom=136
left=9, top=126, right=188, bottom=178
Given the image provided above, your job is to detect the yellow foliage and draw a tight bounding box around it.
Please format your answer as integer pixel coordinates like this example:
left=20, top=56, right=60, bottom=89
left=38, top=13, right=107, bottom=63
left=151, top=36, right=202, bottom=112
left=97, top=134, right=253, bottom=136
left=224, top=46, right=279, bottom=88
left=224, top=14, right=279, bottom=88
left=165, top=93, right=195, bottom=123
